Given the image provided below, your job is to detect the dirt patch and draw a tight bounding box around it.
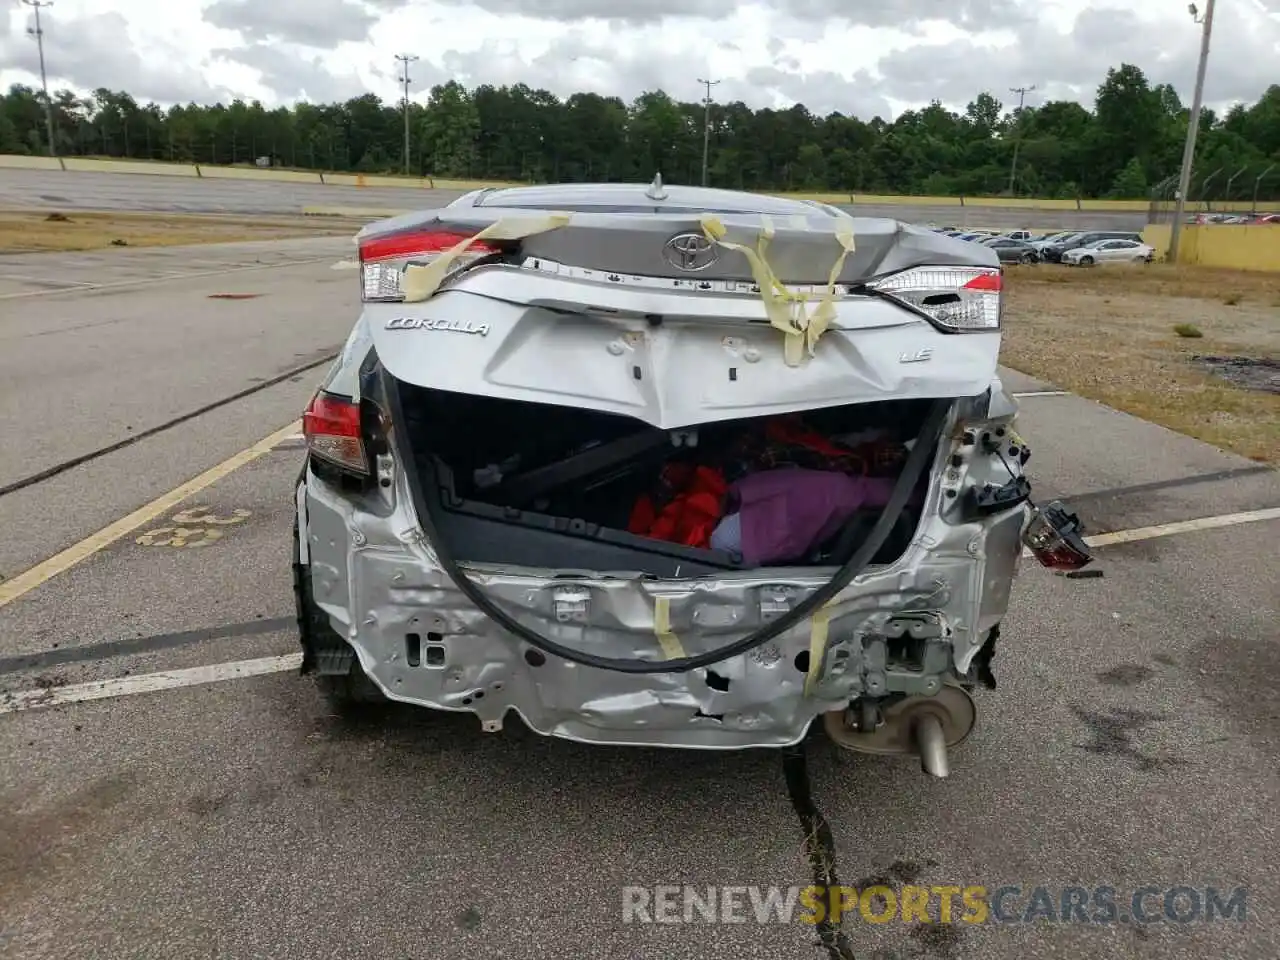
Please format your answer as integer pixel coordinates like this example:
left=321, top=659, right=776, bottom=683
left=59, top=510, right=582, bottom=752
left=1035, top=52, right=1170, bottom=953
left=1002, top=263, right=1280, bottom=462
left=0, top=772, right=140, bottom=902
left=1191, top=355, right=1280, bottom=394
left=0, top=210, right=361, bottom=253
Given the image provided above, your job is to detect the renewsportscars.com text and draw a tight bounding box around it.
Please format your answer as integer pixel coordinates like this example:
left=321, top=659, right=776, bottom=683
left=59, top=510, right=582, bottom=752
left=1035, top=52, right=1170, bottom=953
left=621, top=884, right=1248, bottom=926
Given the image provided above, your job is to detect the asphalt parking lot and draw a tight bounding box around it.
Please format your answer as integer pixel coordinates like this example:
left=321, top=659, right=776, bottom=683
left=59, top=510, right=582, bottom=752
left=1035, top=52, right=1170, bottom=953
left=1, top=239, right=1278, bottom=960
left=0, top=168, right=1149, bottom=232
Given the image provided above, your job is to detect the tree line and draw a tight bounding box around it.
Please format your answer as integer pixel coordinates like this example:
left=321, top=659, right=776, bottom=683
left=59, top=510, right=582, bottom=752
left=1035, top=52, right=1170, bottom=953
left=2, top=64, right=1278, bottom=201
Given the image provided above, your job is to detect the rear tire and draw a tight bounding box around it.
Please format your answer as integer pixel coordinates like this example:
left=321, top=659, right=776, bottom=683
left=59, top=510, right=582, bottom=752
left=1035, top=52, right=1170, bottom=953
left=293, top=510, right=388, bottom=711
left=316, top=661, right=387, bottom=708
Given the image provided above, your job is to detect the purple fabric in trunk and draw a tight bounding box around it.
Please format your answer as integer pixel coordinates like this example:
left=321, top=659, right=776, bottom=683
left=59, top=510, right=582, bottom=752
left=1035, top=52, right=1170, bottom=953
left=730, top=468, right=898, bottom=565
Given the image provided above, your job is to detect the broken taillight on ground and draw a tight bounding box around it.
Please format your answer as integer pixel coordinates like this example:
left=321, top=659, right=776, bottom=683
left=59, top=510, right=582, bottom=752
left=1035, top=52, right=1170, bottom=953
left=1022, top=500, right=1093, bottom=570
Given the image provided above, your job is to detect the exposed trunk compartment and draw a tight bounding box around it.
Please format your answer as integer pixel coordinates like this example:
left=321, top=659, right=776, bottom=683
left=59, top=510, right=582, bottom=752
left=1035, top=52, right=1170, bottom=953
left=394, top=381, right=940, bottom=579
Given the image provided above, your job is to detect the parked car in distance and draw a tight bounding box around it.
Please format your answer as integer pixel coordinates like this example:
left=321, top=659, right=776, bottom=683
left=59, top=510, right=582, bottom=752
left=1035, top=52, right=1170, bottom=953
left=980, top=237, right=1040, bottom=263
left=1062, top=239, right=1155, bottom=266
left=1001, top=230, right=1035, bottom=241
left=1040, top=231, right=1144, bottom=262
left=1030, top=231, right=1074, bottom=252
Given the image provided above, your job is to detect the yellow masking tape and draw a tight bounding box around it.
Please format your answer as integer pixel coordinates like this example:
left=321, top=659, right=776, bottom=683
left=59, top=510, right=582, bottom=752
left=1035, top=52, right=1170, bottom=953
left=803, top=602, right=833, bottom=696
left=401, top=213, right=573, bottom=303
left=700, top=214, right=855, bottom=366
left=653, top=596, right=687, bottom=660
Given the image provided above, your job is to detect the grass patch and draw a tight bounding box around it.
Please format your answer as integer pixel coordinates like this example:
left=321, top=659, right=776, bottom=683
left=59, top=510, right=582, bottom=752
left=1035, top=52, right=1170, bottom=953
left=0, top=210, right=359, bottom=253
left=1002, top=264, right=1280, bottom=463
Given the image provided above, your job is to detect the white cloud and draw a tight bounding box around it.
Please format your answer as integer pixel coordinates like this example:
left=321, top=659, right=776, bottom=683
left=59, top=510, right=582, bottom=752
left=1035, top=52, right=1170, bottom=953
left=0, top=0, right=1275, bottom=118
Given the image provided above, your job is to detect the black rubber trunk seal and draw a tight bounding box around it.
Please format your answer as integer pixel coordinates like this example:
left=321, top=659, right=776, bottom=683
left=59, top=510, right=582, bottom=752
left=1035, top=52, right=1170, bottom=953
left=387, top=373, right=952, bottom=675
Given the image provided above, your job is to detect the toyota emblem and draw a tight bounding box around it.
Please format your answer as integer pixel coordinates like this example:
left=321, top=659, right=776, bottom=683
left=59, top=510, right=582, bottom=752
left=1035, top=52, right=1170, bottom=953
left=663, top=232, right=719, bottom=272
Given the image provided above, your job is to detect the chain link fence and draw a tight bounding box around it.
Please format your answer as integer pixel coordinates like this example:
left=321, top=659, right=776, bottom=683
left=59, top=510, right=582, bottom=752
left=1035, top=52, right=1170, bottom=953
left=1148, top=163, right=1280, bottom=224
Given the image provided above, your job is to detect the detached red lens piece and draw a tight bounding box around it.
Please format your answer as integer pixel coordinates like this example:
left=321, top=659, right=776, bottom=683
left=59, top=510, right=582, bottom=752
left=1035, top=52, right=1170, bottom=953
left=1022, top=500, right=1093, bottom=571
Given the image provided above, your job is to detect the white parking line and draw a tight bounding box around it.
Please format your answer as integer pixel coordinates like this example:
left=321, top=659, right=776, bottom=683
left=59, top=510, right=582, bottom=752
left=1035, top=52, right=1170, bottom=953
left=0, top=257, right=333, bottom=300
left=1, top=504, right=1276, bottom=716
left=1020, top=507, right=1280, bottom=556
left=1082, top=506, right=1280, bottom=548
left=1012, top=390, right=1069, bottom=398
left=0, top=655, right=303, bottom=715
left=0, top=274, right=98, bottom=288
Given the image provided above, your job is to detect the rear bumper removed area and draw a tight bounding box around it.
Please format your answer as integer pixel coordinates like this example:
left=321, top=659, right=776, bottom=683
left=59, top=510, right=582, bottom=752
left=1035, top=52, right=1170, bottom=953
left=298, top=435, right=1029, bottom=750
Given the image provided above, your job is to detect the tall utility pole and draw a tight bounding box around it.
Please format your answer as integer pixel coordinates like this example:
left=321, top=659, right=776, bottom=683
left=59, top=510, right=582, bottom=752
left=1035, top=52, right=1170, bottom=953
left=394, top=53, right=419, bottom=176
left=697, top=77, right=720, bottom=187
left=1169, top=0, right=1216, bottom=264
left=1006, top=84, right=1036, bottom=195
left=23, top=0, right=57, bottom=158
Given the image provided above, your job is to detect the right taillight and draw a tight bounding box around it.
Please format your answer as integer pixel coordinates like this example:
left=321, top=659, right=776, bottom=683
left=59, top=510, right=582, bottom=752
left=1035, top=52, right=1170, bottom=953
left=358, top=228, right=502, bottom=303
left=302, top=391, right=368, bottom=476
left=1022, top=500, right=1093, bottom=571
left=867, top=265, right=1003, bottom=332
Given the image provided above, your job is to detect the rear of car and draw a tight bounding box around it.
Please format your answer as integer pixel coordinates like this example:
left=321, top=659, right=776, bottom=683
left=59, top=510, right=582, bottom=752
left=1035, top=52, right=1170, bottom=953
left=981, top=238, right=1039, bottom=263
left=293, top=181, right=1088, bottom=777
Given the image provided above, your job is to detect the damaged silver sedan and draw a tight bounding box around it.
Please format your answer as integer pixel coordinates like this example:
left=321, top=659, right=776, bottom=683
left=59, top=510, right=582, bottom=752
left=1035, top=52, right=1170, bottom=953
left=292, top=178, right=1091, bottom=778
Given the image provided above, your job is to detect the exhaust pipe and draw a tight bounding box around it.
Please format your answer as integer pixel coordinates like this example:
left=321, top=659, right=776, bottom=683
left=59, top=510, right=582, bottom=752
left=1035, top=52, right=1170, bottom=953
left=914, top=713, right=949, bottom=778
left=823, top=684, right=975, bottom=778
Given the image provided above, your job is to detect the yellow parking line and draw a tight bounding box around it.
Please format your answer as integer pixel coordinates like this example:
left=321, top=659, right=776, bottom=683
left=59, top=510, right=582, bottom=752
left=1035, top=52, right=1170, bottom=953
left=0, top=421, right=301, bottom=610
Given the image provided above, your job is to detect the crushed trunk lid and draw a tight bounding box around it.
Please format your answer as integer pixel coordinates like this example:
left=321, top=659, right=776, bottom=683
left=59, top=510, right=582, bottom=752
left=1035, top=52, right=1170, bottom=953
left=361, top=208, right=1002, bottom=429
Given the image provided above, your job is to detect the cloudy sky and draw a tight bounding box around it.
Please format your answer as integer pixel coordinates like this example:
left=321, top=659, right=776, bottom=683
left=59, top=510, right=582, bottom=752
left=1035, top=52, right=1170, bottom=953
left=1, top=0, right=1277, bottom=120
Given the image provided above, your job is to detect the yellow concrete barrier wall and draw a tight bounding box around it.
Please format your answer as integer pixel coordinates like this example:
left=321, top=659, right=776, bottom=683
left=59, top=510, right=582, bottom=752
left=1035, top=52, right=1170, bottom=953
left=62, top=157, right=198, bottom=176
left=0, top=154, right=1273, bottom=216
left=1144, top=222, right=1280, bottom=272
left=302, top=206, right=409, bottom=218
left=1143, top=223, right=1173, bottom=257
left=0, top=154, right=64, bottom=170
left=197, top=165, right=322, bottom=183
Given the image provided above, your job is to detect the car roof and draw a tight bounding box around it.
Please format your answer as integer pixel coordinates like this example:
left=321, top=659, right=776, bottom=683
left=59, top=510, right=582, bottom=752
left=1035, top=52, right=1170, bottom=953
left=458, top=181, right=847, bottom=218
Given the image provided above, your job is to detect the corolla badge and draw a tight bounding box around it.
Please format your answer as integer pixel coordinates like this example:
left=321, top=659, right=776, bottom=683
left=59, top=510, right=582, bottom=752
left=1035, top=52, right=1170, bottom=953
left=385, top=317, right=490, bottom=336
left=663, top=232, right=719, bottom=272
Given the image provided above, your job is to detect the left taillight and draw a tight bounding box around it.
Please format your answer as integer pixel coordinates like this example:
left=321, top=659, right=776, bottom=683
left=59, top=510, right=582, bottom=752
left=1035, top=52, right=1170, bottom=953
left=358, top=228, right=502, bottom=303
left=867, top=265, right=1003, bottom=332
left=302, top=391, right=368, bottom=476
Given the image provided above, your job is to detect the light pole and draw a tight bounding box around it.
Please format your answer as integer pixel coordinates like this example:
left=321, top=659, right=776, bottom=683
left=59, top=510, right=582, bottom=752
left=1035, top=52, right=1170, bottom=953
left=1168, top=0, right=1216, bottom=263
left=697, top=77, right=719, bottom=187
left=1224, top=164, right=1248, bottom=204
left=394, top=53, right=419, bottom=176
left=22, top=0, right=57, bottom=158
left=1253, top=163, right=1276, bottom=214
left=1007, top=84, right=1036, bottom=195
